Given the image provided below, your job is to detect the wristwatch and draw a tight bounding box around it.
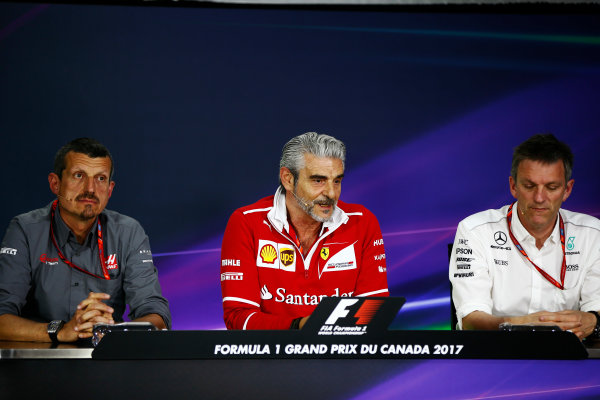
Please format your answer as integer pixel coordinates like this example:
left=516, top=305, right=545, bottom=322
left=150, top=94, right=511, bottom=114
left=588, top=311, right=600, bottom=339
left=47, top=320, right=65, bottom=344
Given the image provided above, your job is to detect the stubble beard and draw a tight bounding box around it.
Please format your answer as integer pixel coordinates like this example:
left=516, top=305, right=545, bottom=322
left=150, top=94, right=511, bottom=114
left=75, top=192, right=101, bottom=221
left=293, top=189, right=335, bottom=223
left=79, top=205, right=97, bottom=221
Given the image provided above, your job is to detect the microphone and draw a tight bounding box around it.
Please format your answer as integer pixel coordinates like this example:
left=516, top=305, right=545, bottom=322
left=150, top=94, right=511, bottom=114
left=291, top=190, right=310, bottom=208
left=57, top=194, right=74, bottom=202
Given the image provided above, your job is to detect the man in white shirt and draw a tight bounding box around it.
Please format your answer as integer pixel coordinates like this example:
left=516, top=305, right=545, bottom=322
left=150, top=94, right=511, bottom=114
left=450, top=134, right=600, bottom=339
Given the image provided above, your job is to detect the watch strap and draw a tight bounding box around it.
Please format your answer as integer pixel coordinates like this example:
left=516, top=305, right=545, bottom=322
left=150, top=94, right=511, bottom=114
left=290, top=317, right=302, bottom=330
left=587, top=311, right=600, bottom=339
left=47, top=320, right=65, bottom=344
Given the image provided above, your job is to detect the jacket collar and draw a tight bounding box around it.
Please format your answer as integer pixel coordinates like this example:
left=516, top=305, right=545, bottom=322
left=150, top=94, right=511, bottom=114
left=267, top=187, right=348, bottom=235
left=52, top=202, right=98, bottom=248
left=511, top=201, right=560, bottom=246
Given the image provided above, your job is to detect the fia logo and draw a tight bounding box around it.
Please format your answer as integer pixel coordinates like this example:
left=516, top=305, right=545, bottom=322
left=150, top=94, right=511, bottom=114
left=567, top=237, right=575, bottom=251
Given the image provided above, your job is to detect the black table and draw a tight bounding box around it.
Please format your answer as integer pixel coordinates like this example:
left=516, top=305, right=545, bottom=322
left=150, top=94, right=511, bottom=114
left=3, top=331, right=600, bottom=400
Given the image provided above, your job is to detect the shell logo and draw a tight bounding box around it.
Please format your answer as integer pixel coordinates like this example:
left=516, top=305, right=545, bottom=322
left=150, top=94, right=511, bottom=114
left=260, top=244, right=278, bottom=263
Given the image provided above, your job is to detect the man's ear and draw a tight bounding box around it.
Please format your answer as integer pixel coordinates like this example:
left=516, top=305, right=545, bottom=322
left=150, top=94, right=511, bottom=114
left=509, top=176, right=518, bottom=200
left=107, top=180, right=115, bottom=199
left=48, top=173, right=60, bottom=195
left=563, top=179, right=574, bottom=202
left=280, top=167, right=295, bottom=192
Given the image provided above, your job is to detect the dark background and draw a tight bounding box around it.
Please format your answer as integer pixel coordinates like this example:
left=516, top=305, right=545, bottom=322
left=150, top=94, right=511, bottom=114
left=1, top=2, right=599, bottom=330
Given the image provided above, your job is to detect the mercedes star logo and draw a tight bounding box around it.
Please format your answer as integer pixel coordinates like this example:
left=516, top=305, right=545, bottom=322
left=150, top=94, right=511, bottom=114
left=494, top=231, right=508, bottom=245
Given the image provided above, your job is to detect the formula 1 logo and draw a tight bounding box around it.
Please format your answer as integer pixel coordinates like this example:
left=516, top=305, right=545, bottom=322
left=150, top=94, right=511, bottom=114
left=325, top=298, right=384, bottom=325
left=318, top=298, right=385, bottom=336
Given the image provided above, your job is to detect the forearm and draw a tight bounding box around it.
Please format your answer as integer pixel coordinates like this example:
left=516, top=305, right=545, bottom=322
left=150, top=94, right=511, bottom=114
left=450, top=223, right=499, bottom=330
left=461, top=311, right=510, bottom=330
left=224, top=306, right=296, bottom=330
left=0, top=314, right=51, bottom=342
left=133, top=313, right=167, bottom=330
left=462, top=309, right=586, bottom=332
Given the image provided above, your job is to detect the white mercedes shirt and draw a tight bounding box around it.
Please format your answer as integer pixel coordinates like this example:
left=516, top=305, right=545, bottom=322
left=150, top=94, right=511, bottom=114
left=450, top=202, right=600, bottom=329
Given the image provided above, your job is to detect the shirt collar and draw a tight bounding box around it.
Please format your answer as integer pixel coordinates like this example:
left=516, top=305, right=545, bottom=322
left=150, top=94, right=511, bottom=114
left=267, top=187, right=348, bottom=235
left=511, top=201, right=560, bottom=245
left=53, top=202, right=98, bottom=248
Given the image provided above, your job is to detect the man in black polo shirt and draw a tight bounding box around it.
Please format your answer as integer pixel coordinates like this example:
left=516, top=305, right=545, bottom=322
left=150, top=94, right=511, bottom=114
left=0, top=138, right=171, bottom=343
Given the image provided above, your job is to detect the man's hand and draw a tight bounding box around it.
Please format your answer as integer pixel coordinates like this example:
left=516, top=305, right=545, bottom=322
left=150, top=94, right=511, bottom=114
left=508, top=310, right=595, bottom=339
left=58, top=292, right=114, bottom=342
left=538, top=310, right=596, bottom=339
left=299, top=316, right=309, bottom=329
left=506, top=311, right=573, bottom=326
left=463, top=310, right=596, bottom=340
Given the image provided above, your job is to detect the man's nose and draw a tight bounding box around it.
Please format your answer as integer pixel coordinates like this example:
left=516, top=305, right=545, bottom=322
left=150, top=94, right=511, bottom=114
left=323, top=181, right=335, bottom=199
left=533, top=187, right=546, bottom=203
left=84, top=176, right=96, bottom=192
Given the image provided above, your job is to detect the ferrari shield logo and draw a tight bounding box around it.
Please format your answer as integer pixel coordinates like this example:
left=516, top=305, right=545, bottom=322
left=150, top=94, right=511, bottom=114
left=320, top=247, right=330, bottom=260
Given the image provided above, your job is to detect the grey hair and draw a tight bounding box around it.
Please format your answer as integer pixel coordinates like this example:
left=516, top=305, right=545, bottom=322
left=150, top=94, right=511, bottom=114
left=279, top=132, right=346, bottom=193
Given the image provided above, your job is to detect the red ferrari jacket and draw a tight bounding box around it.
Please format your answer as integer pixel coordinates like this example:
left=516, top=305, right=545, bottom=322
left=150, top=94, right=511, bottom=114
left=221, top=188, right=389, bottom=330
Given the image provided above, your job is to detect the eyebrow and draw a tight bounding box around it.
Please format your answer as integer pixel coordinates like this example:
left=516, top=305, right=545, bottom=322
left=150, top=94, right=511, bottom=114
left=522, top=178, right=562, bottom=186
left=70, top=168, right=110, bottom=177
left=309, top=174, right=345, bottom=180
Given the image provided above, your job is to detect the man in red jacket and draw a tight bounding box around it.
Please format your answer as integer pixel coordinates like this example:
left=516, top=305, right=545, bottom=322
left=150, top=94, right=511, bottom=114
left=221, top=132, right=389, bottom=330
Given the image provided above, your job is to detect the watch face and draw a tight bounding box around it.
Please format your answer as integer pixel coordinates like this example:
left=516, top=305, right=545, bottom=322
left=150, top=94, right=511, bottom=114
left=48, top=320, right=64, bottom=333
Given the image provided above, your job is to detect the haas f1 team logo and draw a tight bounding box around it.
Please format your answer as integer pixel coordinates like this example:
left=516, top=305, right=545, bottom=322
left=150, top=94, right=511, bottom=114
left=318, top=298, right=384, bottom=336
left=106, top=254, right=119, bottom=270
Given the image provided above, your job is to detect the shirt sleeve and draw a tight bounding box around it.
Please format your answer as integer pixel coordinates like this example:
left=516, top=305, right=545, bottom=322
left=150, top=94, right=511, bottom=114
left=353, top=209, right=389, bottom=298
left=220, top=210, right=294, bottom=330
left=579, top=236, right=600, bottom=312
left=122, top=221, right=172, bottom=329
left=0, top=218, right=32, bottom=316
left=449, top=221, right=494, bottom=329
